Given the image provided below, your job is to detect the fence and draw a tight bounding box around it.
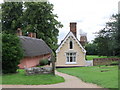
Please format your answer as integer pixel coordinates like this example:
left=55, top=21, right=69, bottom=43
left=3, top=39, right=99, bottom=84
left=93, top=58, right=120, bottom=66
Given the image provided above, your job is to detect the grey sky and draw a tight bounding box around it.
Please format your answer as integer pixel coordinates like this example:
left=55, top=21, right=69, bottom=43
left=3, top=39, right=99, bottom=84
left=1, top=0, right=119, bottom=44
left=49, top=0, right=119, bottom=44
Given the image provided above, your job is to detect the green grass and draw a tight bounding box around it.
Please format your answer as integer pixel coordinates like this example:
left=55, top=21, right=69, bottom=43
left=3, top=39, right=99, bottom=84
left=86, top=55, right=118, bottom=60
left=57, top=66, right=118, bottom=88
left=1, top=69, right=65, bottom=85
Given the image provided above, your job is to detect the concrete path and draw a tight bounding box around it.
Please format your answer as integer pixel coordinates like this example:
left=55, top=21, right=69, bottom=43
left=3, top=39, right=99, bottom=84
left=2, top=71, right=103, bottom=88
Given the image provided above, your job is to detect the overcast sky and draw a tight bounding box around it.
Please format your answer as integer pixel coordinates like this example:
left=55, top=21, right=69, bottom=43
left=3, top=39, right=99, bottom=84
left=1, top=0, right=119, bottom=44
left=49, top=0, right=119, bottom=44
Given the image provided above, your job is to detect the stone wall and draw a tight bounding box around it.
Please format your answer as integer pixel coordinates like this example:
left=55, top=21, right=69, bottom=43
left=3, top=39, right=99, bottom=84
left=93, top=58, right=120, bottom=66
left=25, top=67, right=53, bottom=75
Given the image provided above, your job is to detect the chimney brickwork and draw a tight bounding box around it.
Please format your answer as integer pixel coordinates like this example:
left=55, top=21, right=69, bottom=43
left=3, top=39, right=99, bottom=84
left=28, top=32, right=33, bottom=37
left=17, top=28, right=22, bottom=36
left=80, top=36, right=87, bottom=47
left=28, top=32, right=36, bottom=38
left=70, top=22, right=77, bottom=37
left=16, top=28, right=36, bottom=38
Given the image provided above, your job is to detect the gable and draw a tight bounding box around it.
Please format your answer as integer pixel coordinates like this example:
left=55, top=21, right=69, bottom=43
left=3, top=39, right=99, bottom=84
left=56, top=32, right=86, bottom=53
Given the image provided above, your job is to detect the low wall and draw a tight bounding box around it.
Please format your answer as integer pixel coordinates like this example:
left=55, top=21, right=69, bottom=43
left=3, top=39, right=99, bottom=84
left=25, top=67, right=53, bottom=75
left=93, top=58, right=120, bottom=66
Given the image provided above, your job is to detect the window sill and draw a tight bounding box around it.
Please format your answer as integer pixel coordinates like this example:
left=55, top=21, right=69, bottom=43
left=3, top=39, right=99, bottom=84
left=65, top=62, right=77, bottom=64
left=69, top=49, right=74, bottom=50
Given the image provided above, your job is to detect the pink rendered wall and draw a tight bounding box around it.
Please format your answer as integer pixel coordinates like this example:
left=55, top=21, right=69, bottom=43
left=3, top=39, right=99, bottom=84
left=18, top=54, right=51, bottom=69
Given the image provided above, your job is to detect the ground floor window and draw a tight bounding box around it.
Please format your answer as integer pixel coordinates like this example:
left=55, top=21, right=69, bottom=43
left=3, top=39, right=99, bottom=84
left=66, top=52, right=76, bottom=64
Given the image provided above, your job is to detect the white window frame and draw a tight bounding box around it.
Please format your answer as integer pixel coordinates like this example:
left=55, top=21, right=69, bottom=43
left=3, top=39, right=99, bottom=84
left=65, top=52, right=77, bottom=64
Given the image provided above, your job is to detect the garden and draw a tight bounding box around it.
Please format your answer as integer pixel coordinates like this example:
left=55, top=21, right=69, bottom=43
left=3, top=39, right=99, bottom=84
left=1, top=69, right=64, bottom=85
left=57, top=65, right=118, bottom=89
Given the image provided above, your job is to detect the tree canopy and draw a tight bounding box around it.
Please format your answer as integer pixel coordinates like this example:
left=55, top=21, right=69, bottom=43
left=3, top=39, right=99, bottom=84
left=2, top=2, right=23, bottom=33
left=22, top=2, right=63, bottom=52
left=93, top=14, right=120, bottom=56
left=2, top=33, right=23, bottom=74
left=85, top=42, right=98, bottom=55
left=2, top=1, right=63, bottom=52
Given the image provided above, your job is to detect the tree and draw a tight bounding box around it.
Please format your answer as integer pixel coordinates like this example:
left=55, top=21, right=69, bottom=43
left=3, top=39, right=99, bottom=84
left=93, top=14, right=120, bottom=56
left=2, top=2, right=23, bottom=34
left=94, top=35, right=110, bottom=56
left=0, top=33, right=1, bottom=58
left=2, top=33, right=23, bottom=74
left=85, top=42, right=98, bottom=55
left=116, top=14, right=120, bottom=56
left=1, top=2, right=63, bottom=53
left=22, top=2, right=63, bottom=52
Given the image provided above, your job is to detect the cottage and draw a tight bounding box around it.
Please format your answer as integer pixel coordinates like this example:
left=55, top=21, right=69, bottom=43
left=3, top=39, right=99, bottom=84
left=17, top=29, right=52, bottom=69
left=56, top=22, right=87, bottom=67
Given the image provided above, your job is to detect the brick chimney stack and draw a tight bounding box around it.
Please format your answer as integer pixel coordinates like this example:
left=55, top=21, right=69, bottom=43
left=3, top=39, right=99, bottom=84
left=28, top=32, right=33, bottom=37
left=28, top=32, right=36, bottom=38
left=70, top=22, right=77, bottom=37
left=80, top=33, right=87, bottom=47
left=17, top=28, right=22, bottom=36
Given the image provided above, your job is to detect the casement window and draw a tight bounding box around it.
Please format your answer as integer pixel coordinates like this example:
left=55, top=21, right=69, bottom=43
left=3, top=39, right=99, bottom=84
left=69, top=40, right=73, bottom=49
left=66, top=52, right=76, bottom=64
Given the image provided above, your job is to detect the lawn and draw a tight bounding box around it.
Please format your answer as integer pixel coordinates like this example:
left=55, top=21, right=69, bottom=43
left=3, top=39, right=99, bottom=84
left=86, top=55, right=118, bottom=60
left=1, top=69, right=65, bottom=85
left=57, top=65, right=118, bottom=88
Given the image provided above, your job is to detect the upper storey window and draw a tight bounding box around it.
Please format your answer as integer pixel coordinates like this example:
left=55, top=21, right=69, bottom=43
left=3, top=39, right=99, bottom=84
left=70, top=40, right=73, bottom=49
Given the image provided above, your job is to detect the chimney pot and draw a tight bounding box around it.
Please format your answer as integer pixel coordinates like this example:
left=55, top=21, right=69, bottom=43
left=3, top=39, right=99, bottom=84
left=28, top=32, right=36, bottom=38
left=33, top=33, right=36, bottom=38
left=17, top=28, right=22, bottom=36
left=28, top=32, right=33, bottom=37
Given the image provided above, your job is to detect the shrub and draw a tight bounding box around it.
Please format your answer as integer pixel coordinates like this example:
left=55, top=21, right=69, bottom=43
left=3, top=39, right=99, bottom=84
left=2, top=33, right=23, bottom=74
left=39, top=59, right=49, bottom=66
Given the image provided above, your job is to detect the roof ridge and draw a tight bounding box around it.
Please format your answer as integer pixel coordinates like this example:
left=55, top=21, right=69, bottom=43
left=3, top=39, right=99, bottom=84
left=18, top=36, right=43, bottom=40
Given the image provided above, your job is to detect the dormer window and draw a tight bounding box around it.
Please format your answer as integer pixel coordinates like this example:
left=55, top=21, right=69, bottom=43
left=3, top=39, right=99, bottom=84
left=70, top=40, right=73, bottom=49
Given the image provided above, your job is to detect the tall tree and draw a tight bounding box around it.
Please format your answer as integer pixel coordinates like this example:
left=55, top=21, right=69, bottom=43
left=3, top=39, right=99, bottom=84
left=2, top=2, right=23, bottom=33
left=85, top=42, right=98, bottom=55
left=94, top=14, right=120, bottom=56
left=116, top=14, right=120, bottom=56
left=94, top=33, right=110, bottom=56
left=2, top=2, right=63, bottom=52
left=22, top=2, right=63, bottom=52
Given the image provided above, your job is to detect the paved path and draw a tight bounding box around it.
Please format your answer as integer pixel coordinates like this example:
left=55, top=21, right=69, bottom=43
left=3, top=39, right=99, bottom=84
left=2, top=71, right=103, bottom=88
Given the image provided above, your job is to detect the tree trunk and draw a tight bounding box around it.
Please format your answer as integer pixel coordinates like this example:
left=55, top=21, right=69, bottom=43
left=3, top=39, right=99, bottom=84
left=51, top=54, right=55, bottom=75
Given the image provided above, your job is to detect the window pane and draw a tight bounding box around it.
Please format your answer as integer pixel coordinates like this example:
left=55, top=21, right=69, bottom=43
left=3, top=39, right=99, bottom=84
left=67, top=57, right=69, bottom=62
left=70, top=41, right=73, bottom=49
left=66, top=53, right=69, bottom=62
left=70, top=57, right=72, bottom=62
left=66, top=53, right=68, bottom=56
left=73, top=57, right=76, bottom=62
